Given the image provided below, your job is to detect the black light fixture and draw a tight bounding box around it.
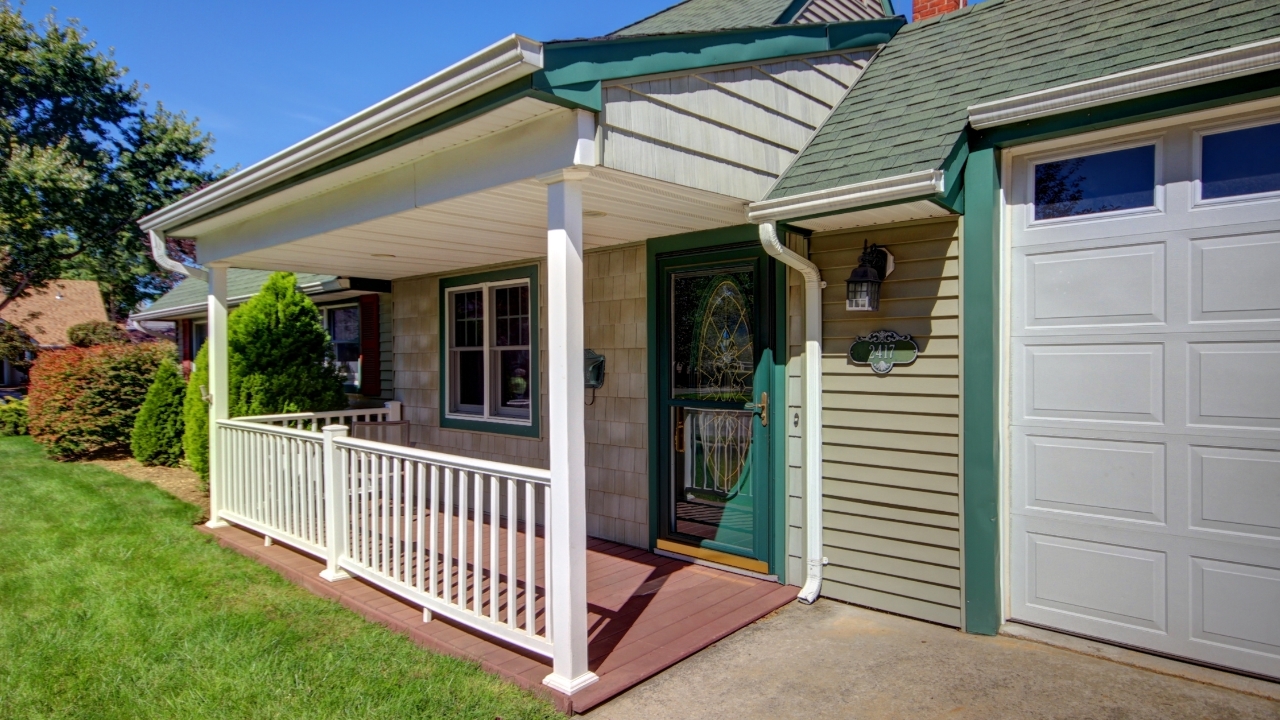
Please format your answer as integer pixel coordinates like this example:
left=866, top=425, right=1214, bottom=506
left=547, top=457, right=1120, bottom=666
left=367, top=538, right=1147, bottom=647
left=845, top=240, right=894, bottom=312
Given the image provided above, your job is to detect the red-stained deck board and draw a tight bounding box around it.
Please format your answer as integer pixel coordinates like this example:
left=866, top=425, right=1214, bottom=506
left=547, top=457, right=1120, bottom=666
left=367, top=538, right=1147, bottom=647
left=199, top=524, right=796, bottom=714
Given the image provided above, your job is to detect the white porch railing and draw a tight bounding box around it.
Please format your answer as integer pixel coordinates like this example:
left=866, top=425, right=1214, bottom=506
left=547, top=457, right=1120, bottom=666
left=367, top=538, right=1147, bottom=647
left=217, top=419, right=328, bottom=557
left=331, top=437, right=553, bottom=656
left=215, top=407, right=554, bottom=658
left=237, top=401, right=401, bottom=431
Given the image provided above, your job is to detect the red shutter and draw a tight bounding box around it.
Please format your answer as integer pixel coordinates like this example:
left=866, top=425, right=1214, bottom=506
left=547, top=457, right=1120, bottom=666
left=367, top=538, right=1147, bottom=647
left=358, top=294, right=381, bottom=397
left=180, top=319, right=194, bottom=375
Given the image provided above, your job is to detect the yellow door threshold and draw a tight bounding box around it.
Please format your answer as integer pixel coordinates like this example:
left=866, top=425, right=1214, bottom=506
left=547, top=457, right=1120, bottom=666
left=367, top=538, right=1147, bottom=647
left=655, top=539, right=770, bottom=575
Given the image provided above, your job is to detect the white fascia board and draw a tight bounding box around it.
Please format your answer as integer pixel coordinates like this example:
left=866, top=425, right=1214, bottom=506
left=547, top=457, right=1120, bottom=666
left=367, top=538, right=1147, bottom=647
left=968, top=36, right=1280, bottom=130
left=139, top=35, right=543, bottom=234
left=746, top=169, right=944, bottom=223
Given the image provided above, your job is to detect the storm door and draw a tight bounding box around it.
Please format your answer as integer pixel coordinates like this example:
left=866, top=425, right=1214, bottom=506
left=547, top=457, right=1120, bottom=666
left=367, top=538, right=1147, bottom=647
left=657, top=247, right=775, bottom=567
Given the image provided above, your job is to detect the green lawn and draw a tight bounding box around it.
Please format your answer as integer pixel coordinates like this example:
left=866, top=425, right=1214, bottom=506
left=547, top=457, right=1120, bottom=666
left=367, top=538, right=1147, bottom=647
left=0, top=436, right=559, bottom=720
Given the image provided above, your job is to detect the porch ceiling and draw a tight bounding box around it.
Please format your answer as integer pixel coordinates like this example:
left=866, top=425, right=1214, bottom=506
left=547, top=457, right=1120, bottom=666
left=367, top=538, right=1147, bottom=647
left=215, top=167, right=748, bottom=279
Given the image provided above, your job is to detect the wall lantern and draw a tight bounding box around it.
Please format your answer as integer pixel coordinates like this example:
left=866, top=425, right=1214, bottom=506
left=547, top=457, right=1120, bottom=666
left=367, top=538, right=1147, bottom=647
left=845, top=240, right=895, bottom=312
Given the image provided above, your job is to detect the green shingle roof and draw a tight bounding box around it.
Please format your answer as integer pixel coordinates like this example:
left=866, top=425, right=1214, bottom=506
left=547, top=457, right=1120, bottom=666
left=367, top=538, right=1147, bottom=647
left=769, top=0, right=1280, bottom=199
left=139, top=270, right=337, bottom=318
left=610, top=0, right=798, bottom=37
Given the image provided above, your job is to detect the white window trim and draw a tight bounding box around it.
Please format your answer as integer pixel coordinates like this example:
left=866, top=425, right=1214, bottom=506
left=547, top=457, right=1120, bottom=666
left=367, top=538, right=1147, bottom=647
left=1024, top=134, right=1166, bottom=229
left=1191, top=111, right=1280, bottom=208
left=324, top=303, right=362, bottom=390
left=443, top=278, right=533, bottom=427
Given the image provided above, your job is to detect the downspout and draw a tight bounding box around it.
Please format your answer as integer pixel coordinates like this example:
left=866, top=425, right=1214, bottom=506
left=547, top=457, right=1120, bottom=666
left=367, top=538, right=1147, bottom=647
left=149, top=230, right=207, bottom=282
left=758, top=221, right=825, bottom=604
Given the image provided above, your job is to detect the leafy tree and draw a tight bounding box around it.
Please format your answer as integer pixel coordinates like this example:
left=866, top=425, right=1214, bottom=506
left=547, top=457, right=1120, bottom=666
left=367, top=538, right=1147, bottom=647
left=182, top=343, right=210, bottom=481
left=0, top=321, right=37, bottom=371
left=0, top=4, right=224, bottom=319
left=67, top=319, right=128, bottom=347
left=183, top=272, right=347, bottom=482
left=131, top=357, right=184, bottom=466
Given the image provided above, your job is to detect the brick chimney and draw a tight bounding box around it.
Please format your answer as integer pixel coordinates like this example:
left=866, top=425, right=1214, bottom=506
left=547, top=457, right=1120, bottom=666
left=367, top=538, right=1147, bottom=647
left=914, top=0, right=963, bottom=21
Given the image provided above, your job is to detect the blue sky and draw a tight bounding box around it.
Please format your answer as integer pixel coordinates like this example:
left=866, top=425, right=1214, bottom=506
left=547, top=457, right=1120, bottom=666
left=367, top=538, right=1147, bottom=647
left=41, top=0, right=913, bottom=171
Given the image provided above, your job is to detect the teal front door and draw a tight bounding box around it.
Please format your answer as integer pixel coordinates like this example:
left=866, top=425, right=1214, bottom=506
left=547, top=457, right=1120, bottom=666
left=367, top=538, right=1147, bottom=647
left=656, top=245, right=776, bottom=568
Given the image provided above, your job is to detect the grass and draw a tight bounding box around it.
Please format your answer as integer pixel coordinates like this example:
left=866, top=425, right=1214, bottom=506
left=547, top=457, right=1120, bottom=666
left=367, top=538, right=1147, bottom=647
left=0, top=436, right=559, bottom=720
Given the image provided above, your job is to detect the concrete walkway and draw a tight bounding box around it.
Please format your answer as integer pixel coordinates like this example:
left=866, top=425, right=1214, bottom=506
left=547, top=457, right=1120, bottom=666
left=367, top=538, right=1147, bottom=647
left=584, top=599, right=1280, bottom=720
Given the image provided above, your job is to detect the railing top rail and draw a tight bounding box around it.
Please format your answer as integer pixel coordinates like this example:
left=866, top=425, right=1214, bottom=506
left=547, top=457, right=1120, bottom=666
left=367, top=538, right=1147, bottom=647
left=334, top=435, right=551, bottom=484
left=235, top=411, right=321, bottom=422
left=217, top=418, right=325, bottom=441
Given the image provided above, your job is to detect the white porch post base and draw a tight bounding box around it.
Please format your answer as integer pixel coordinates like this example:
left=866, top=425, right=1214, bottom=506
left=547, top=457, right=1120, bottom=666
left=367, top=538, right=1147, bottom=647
left=204, top=519, right=230, bottom=529
left=540, top=166, right=597, bottom=695
left=318, top=568, right=351, bottom=582
left=205, top=262, right=231, bottom=529
left=542, top=670, right=600, bottom=695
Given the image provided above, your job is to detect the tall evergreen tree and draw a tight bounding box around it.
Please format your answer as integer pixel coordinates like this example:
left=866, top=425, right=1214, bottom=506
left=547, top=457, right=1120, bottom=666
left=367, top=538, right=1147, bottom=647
left=131, top=357, right=185, bottom=466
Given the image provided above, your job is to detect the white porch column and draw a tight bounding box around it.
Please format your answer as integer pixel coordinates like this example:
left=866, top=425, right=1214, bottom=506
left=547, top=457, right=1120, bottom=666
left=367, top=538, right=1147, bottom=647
left=204, top=262, right=231, bottom=528
left=540, top=167, right=598, bottom=694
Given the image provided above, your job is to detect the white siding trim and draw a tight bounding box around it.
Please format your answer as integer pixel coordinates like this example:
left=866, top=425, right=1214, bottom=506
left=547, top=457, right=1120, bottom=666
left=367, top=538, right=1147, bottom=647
left=747, top=169, right=944, bottom=223
left=968, top=36, right=1280, bottom=130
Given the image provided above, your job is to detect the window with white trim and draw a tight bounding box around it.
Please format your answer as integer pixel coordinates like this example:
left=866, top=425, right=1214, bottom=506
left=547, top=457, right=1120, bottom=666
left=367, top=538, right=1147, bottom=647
left=1198, top=119, right=1280, bottom=202
left=325, top=305, right=361, bottom=392
left=443, top=271, right=535, bottom=427
left=1032, top=143, right=1157, bottom=221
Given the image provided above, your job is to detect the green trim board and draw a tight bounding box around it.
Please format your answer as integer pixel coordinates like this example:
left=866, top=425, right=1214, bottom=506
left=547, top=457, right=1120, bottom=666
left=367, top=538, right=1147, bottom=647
left=646, top=225, right=787, bottom=577
left=437, top=264, right=540, bottom=439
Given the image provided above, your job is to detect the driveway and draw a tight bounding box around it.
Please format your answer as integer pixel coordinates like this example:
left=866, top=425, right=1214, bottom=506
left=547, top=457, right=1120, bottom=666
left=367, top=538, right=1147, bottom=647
left=584, top=599, right=1280, bottom=720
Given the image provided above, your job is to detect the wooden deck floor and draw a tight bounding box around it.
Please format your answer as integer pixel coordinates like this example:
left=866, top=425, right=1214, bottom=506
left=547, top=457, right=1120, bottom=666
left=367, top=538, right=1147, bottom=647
left=200, top=523, right=796, bottom=714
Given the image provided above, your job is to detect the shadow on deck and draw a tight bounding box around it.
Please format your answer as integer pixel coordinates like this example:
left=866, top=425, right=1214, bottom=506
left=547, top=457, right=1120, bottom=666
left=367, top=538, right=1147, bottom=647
left=199, top=523, right=797, bottom=714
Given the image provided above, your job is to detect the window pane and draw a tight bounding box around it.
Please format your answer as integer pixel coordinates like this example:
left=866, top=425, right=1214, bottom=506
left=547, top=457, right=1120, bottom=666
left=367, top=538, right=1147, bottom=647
left=452, top=290, right=483, bottom=348
left=330, top=307, right=360, bottom=342
left=495, top=349, right=531, bottom=418
left=453, top=349, right=484, bottom=412
left=1202, top=121, right=1280, bottom=199
left=1034, top=145, right=1156, bottom=220
left=493, top=284, right=529, bottom=348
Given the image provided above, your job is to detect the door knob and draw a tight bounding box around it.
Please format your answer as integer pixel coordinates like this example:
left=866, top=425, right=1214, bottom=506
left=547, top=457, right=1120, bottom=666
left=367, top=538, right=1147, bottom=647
left=745, top=392, right=768, bottom=427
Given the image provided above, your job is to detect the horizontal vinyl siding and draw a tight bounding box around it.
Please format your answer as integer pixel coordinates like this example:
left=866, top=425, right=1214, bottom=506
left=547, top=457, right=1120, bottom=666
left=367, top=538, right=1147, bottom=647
left=813, top=216, right=961, bottom=627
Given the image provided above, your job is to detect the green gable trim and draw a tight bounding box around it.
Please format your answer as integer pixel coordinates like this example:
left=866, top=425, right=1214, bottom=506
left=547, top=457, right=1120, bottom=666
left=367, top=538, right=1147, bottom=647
left=438, top=264, right=541, bottom=440
left=538, top=19, right=903, bottom=110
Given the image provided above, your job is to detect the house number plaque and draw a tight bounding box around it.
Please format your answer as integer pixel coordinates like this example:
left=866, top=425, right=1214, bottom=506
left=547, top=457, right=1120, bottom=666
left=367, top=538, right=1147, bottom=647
left=849, top=330, right=919, bottom=375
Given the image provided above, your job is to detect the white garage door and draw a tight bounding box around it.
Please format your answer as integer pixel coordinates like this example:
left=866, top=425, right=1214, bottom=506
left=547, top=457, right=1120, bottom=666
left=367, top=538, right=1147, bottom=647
left=1008, top=103, right=1280, bottom=680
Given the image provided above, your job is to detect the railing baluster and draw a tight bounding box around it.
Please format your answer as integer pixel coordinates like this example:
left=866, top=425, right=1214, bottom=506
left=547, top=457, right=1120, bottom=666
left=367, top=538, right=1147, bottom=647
left=473, top=471, right=483, bottom=617
left=416, top=462, right=426, bottom=592
left=429, top=464, right=438, bottom=597
left=507, top=476, right=516, bottom=629
left=458, top=470, right=468, bottom=611
left=443, top=467, right=453, bottom=606
left=542, top=483, right=551, bottom=642
left=392, top=456, right=401, bottom=581
left=489, top=473, right=499, bottom=623
left=525, top=480, right=535, bottom=636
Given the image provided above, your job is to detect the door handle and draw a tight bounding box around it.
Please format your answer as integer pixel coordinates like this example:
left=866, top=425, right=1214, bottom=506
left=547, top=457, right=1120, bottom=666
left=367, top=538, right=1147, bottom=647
left=745, top=392, right=768, bottom=427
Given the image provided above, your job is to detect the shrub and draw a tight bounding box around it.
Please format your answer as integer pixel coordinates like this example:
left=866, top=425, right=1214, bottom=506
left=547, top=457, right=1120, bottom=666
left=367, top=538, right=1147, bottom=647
left=0, top=397, right=27, bottom=435
left=130, top=358, right=186, bottom=466
left=27, top=342, right=173, bottom=459
left=67, top=320, right=129, bottom=347
left=0, top=323, right=38, bottom=372
left=182, top=344, right=210, bottom=482
left=182, top=272, right=347, bottom=483
left=228, top=272, right=347, bottom=416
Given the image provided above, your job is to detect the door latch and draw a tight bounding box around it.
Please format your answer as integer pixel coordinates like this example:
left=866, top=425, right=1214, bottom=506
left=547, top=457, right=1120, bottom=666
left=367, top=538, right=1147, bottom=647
left=745, top=391, right=768, bottom=427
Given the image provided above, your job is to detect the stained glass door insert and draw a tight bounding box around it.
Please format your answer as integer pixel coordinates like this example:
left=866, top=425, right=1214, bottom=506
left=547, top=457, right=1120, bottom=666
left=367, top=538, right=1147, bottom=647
left=663, top=261, right=770, bottom=559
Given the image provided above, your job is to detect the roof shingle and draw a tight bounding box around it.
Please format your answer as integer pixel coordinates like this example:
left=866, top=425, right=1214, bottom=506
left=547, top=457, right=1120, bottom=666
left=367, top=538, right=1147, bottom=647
left=0, top=280, right=108, bottom=347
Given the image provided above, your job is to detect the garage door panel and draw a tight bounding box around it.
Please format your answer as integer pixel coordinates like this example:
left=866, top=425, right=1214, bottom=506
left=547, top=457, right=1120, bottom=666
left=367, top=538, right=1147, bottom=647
left=1018, top=529, right=1168, bottom=633
left=1017, top=341, right=1164, bottom=425
left=1188, top=341, right=1280, bottom=430
left=1019, top=242, right=1166, bottom=329
left=1019, top=434, right=1166, bottom=524
left=1190, top=445, right=1280, bottom=539
left=1191, top=232, right=1280, bottom=324
left=1191, top=557, right=1280, bottom=660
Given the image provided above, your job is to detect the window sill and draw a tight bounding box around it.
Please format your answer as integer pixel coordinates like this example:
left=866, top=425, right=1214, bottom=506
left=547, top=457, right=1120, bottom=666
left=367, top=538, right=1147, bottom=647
left=440, top=414, right=540, bottom=439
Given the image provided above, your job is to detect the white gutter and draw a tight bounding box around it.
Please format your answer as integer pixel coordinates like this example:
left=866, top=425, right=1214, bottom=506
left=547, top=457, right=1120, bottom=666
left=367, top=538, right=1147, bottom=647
left=150, top=229, right=207, bottom=282
left=969, top=36, right=1280, bottom=130
left=138, top=34, right=544, bottom=235
left=748, top=170, right=944, bottom=224
left=758, top=221, right=825, bottom=604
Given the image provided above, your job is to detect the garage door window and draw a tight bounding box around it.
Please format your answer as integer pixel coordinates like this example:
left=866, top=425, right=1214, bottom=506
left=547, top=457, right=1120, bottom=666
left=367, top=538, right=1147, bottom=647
left=1200, top=120, right=1280, bottom=201
left=1033, top=144, right=1157, bottom=221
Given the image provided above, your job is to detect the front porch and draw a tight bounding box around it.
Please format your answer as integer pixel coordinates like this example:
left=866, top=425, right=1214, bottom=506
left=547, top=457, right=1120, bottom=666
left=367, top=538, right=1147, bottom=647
left=203, top=508, right=794, bottom=714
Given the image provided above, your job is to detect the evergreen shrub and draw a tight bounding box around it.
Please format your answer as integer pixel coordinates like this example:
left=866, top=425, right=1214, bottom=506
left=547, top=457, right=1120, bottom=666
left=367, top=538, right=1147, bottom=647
left=28, top=342, right=173, bottom=459
left=0, top=397, right=28, bottom=435
left=182, top=344, right=210, bottom=482
left=183, top=272, right=348, bottom=483
left=130, top=358, right=186, bottom=466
